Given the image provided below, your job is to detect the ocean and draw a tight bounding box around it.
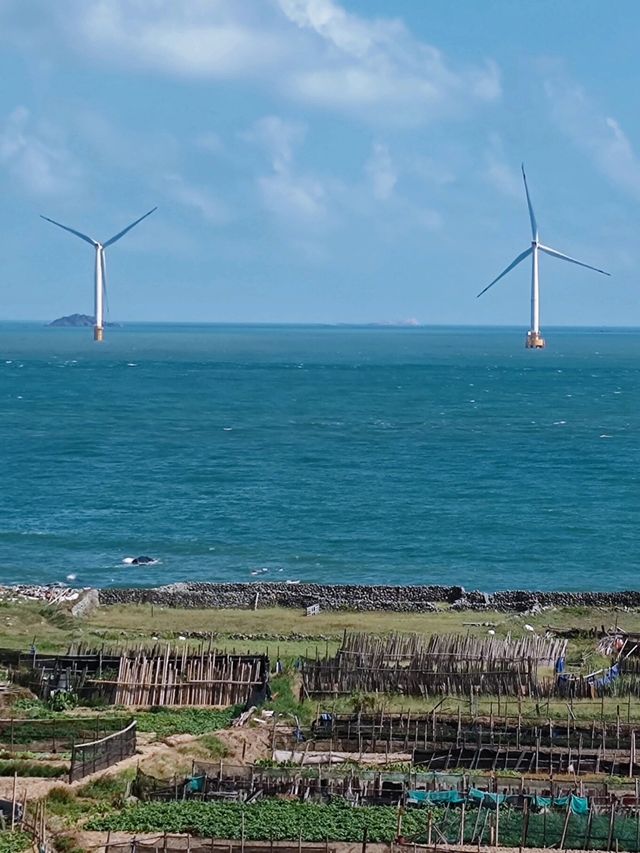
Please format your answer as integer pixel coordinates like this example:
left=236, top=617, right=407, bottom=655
left=0, top=323, right=638, bottom=591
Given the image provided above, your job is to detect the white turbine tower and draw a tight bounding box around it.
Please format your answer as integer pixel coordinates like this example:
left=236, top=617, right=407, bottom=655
left=477, top=166, right=610, bottom=348
left=41, top=207, right=157, bottom=341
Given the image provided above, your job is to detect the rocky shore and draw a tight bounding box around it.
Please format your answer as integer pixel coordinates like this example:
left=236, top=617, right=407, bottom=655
left=97, top=582, right=640, bottom=613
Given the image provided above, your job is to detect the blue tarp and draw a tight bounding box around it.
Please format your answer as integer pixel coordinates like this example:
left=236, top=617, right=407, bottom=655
left=188, top=775, right=205, bottom=793
left=593, top=664, right=620, bottom=688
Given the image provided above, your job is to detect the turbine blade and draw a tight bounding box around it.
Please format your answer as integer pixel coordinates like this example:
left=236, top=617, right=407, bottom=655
left=538, top=244, right=610, bottom=276
left=521, top=164, right=538, bottom=241
left=40, top=215, right=97, bottom=246
left=103, top=206, right=157, bottom=247
left=477, top=247, right=533, bottom=298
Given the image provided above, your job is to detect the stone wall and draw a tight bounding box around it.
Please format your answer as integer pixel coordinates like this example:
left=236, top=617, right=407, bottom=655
left=97, top=582, right=640, bottom=613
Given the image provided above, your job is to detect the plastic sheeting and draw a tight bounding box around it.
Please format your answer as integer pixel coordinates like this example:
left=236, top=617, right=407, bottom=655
left=407, top=788, right=589, bottom=815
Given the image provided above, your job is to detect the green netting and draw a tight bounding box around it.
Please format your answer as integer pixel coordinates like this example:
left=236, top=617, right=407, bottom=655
left=468, top=788, right=507, bottom=805
left=533, top=794, right=589, bottom=815
left=405, top=807, right=640, bottom=851
left=408, top=789, right=588, bottom=815
left=407, top=790, right=465, bottom=805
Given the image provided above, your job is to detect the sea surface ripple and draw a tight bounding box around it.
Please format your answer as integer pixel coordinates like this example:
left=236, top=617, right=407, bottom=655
left=0, top=324, right=638, bottom=591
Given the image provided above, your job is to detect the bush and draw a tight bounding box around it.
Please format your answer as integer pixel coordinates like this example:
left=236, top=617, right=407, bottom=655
left=53, top=836, right=84, bottom=853
left=76, top=771, right=134, bottom=802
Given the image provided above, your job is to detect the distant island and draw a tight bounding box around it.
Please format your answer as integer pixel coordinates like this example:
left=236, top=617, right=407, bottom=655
left=48, top=314, right=120, bottom=328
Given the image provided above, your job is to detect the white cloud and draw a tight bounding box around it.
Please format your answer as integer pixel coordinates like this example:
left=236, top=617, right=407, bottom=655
left=164, top=173, right=231, bottom=225
left=365, top=143, right=396, bottom=200
left=68, top=1, right=288, bottom=80
left=0, top=107, right=80, bottom=195
left=248, top=116, right=326, bottom=221
left=0, top=0, right=500, bottom=126
left=544, top=72, right=640, bottom=199
left=259, top=172, right=326, bottom=220
left=484, top=134, right=521, bottom=199
left=277, top=0, right=500, bottom=122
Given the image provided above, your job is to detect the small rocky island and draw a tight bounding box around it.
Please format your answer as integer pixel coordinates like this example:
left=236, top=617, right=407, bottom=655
left=48, top=314, right=120, bottom=327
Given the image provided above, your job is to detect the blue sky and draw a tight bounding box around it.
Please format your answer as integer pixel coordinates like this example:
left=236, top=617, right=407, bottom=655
left=0, top=0, right=638, bottom=325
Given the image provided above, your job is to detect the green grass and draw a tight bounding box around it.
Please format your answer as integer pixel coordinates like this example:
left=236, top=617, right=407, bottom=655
left=46, top=786, right=112, bottom=825
left=266, top=673, right=311, bottom=724
left=0, top=759, right=66, bottom=777
left=0, top=832, right=31, bottom=853
left=0, top=599, right=633, bottom=661
left=197, top=734, right=227, bottom=758
left=321, top=688, right=640, bottom=722
left=76, top=769, right=135, bottom=802
left=136, top=707, right=237, bottom=737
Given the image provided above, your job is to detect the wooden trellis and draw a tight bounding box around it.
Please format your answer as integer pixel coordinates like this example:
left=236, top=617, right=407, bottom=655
left=303, top=631, right=567, bottom=698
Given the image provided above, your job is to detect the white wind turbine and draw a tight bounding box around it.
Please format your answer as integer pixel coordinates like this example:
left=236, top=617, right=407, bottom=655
left=477, top=166, right=610, bottom=348
left=41, top=207, right=157, bottom=341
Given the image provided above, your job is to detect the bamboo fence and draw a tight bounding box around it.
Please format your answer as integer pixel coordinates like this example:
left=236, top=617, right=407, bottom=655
left=111, top=646, right=267, bottom=707
left=4, top=643, right=268, bottom=707
left=303, top=631, right=567, bottom=698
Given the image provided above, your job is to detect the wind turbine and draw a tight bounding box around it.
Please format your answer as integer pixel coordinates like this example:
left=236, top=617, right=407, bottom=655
left=41, top=207, right=157, bottom=341
left=477, top=166, right=609, bottom=348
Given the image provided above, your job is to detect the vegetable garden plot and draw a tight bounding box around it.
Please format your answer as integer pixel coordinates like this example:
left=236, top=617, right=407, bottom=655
left=0, top=716, right=130, bottom=753
left=87, top=800, right=640, bottom=850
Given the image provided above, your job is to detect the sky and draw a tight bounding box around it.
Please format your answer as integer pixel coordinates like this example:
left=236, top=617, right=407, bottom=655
left=0, top=0, right=639, bottom=326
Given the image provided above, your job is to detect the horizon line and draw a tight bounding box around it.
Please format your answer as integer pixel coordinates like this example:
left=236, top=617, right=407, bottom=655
left=3, top=320, right=640, bottom=331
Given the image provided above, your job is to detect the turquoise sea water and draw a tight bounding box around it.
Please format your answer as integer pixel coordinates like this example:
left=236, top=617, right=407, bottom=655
left=0, top=324, right=638, bottom=591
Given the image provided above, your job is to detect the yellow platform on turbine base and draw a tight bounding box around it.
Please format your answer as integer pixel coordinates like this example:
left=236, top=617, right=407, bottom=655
left=94, top=327, right=104, bottom=342
left=526, top=331, right=545, bottom=349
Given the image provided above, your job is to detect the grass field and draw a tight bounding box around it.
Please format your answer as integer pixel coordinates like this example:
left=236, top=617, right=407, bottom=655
left=0, top=598, right=637, bottom=720
left=0, top=598, right=630, bottom=658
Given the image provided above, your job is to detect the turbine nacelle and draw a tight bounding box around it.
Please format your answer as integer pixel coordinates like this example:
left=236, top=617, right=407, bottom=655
left=41, top=207, right=157, bottom=341
left=477, top=165, right=610, bottom=348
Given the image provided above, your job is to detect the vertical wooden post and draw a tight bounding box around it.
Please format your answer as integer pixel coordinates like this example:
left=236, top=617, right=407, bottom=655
left=583, top=804, right=594, bottom=850
left=559, top=801, right=572, bottom=850
left=635, top=780, right=640, bottom=853
left=396, top=806, right=403, bottom=841
left=459, top=802, right=466, bottom=846
left=10, top=771, right=17, bottom=832
left=607, top=801, right=615, bottom=852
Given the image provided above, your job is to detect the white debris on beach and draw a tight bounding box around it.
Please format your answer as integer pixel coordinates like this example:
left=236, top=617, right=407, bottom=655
left=0, top=584, right=83, bottom=604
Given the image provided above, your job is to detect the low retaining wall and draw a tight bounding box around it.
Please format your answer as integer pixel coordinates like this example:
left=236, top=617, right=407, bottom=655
left=97, top=582, right=640, bottom=613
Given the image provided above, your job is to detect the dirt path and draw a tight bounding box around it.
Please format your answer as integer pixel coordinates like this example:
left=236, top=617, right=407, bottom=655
left=0, top=722, right=273, bottom=803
